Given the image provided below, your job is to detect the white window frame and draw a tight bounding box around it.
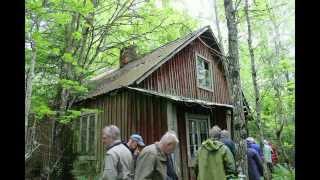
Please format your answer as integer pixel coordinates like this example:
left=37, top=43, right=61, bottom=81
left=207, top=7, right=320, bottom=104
left=185, top=113, right=211, bottom=167
left=78, top=112, right=98, bottom=160
left=195, top=53, right=214, bottom=92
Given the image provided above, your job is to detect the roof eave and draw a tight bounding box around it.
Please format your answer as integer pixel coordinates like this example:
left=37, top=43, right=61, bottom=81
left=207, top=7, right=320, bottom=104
left=126, top=86, right=233, bottom=108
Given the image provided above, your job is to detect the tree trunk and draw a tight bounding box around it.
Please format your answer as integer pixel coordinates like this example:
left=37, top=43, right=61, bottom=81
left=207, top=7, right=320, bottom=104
left=244, top=0, right=271, bottom=179
left=223, top=0, right=248, bottom=177
left=213, top=0, right=223, bottom=46
left=25, top=15, right=39, bottom=143
left=25, top=40, right=36, bottom=140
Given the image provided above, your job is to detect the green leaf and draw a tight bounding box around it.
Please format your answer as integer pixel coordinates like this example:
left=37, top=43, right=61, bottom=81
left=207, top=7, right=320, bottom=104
left=58, top=109, right=81, bottom=124
left=51, top=48, right=60, bottom=55
left=59, top=79, right=88, bottom=94
left=62, top=53, right=74, bottom=63
left=72, top=31, right=82, bottom=41
left=31, top=96, right=55, bottom=120
left=49, top=13, right=71, bottom=25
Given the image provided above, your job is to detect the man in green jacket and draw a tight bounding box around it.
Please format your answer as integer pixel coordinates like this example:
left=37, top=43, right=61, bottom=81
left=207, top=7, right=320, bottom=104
left=194, top=125, right=237, bottom=180
left=134, top=131, right=179, bottom=180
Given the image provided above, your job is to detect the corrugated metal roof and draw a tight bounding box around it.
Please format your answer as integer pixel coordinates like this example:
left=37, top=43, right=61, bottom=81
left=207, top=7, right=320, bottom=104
left=81, top=26, right=215, bottom=100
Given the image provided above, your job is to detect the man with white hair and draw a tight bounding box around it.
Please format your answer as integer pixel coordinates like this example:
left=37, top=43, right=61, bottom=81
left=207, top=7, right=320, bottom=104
left=101, top=125, right=133, bottom=180
left=134, top=131, right=179, bottom=180
left=246, top=137, right=263, bottom=160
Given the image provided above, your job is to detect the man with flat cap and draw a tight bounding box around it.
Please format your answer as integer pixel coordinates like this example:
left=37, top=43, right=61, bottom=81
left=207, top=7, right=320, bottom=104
left=123, top=134, right=146, bottom=176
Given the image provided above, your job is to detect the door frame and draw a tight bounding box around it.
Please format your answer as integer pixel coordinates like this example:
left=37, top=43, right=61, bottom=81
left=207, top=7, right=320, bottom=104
left=185, top=113, right=211, bottom=167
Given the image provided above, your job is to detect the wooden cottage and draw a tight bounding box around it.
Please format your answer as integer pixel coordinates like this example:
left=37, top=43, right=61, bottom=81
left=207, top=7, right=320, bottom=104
left=73, top=26, right=250, bottom=179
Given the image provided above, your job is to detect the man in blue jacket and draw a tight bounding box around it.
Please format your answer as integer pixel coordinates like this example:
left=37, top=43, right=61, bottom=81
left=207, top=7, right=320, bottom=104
left=247, top=137, right=263, bottom=160
left=247, top=140, right=264, bottom=180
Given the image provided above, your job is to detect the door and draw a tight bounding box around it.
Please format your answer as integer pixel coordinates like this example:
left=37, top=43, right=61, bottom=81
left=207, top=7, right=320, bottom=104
left=185, top=113, right=211, bottom=167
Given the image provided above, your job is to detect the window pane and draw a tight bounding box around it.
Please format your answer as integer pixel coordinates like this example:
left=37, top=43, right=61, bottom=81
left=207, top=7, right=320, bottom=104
left=80, top=116, right=88, bottom=154
left=205, top=70, right=211, bottom=88
left=197, top=57, right=205, bottom=86
left=204, top=61, right=209, bottom=70
left=188, top=118, right=209, bottom=159
left=202, top=121, right=208, bottom=133
left=189, top=120, right=199, bottom=158
left=189, top=120, right=193, bottom=133
left=189, top=133, right=193, bottom=146
left=88, top=115, right=96, bottom=155
left=191, top=121, right=199, bottom=157
left=201, top=121, right=209, bottom=144
left=194, top=121, right=198, bottom=151
left=189, top=121, right=194, bottom=145
left=196, top=56, right=212, bottom=89
left=190, top=145, right=194, bottom=158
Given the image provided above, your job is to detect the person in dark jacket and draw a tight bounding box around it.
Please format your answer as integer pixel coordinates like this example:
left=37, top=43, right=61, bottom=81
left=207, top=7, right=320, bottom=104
left=247, top=137, right=263, bottom=160
left=247, top=140, right=263, bottom=180
left=123, top=134, right=146, bottom=176
left=220, top=129, right=236, bottom=158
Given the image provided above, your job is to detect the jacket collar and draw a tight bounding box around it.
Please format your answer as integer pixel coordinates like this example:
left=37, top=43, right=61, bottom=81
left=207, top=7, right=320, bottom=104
left=155, top=142, right=167, bottom=161
left=106, top=140, right=122, bottom=151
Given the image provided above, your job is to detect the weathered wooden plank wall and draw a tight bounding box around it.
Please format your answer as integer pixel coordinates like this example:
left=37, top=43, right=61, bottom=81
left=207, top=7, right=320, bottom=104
left=139, top=38, right=231, bottom=105
left=175, top=104, right=229, bottom=180
left=80, top=90, right=168, bottom=172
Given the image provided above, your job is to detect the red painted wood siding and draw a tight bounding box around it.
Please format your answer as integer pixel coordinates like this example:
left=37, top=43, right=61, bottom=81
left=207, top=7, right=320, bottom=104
left=139, top=38, right=231, bottom=105
left=175, top=104, right=229, bottom=180
left=78, top=89, right=168, bottom=173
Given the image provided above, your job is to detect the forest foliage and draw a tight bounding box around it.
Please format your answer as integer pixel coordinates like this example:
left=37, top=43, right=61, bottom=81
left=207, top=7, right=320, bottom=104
left=25, top=0, right=294, bottom=178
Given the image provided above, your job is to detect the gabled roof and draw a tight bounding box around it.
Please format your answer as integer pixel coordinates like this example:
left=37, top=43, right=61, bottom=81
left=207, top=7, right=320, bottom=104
left=82, top=26, right=224, bottom=101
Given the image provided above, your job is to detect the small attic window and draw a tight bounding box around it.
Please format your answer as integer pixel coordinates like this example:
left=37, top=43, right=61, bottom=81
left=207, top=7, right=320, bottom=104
left=196, top=54, right=213, bottom=91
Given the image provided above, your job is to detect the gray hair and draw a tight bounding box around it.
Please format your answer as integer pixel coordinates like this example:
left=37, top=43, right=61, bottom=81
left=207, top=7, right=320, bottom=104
left=103, top=125, right=121, bottom=140
left=221, top=130, right=231, bottom=139
left=160, top=130, right=179, bottom=144
left=209, top=125, right=221, bottom=139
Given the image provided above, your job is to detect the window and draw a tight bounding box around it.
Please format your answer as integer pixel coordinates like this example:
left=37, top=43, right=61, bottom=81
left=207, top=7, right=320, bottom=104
left=196, top=54, right=213, bottom=90
left=78, top=113, right=97, bottom=158
left=186, top=114, right=210, bottom=166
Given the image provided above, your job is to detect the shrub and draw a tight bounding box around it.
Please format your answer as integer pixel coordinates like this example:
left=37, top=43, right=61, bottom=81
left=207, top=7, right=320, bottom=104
left=272, top=164, right=295, bottom=180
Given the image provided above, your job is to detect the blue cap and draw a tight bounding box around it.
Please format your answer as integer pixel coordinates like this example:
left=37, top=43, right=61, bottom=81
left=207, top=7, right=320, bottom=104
left=130, top=134, right=145, bottom=147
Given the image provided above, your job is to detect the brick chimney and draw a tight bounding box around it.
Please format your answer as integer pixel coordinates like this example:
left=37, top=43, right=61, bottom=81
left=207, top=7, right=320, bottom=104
left=120, top=45, right=138, bottom=68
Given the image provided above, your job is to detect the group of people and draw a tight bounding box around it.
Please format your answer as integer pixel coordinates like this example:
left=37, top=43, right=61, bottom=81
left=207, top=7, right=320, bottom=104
left=195, top=126, right=279, bottom=180
left=100, top=124, right=279, bottom=180
left=246, top=137, right=279, bottom=180
left=101, top=125, right=179, bottom=180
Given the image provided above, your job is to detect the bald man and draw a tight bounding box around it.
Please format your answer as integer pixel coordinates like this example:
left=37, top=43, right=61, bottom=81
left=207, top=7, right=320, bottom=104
left=134, top=131, right=179, bottom=180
